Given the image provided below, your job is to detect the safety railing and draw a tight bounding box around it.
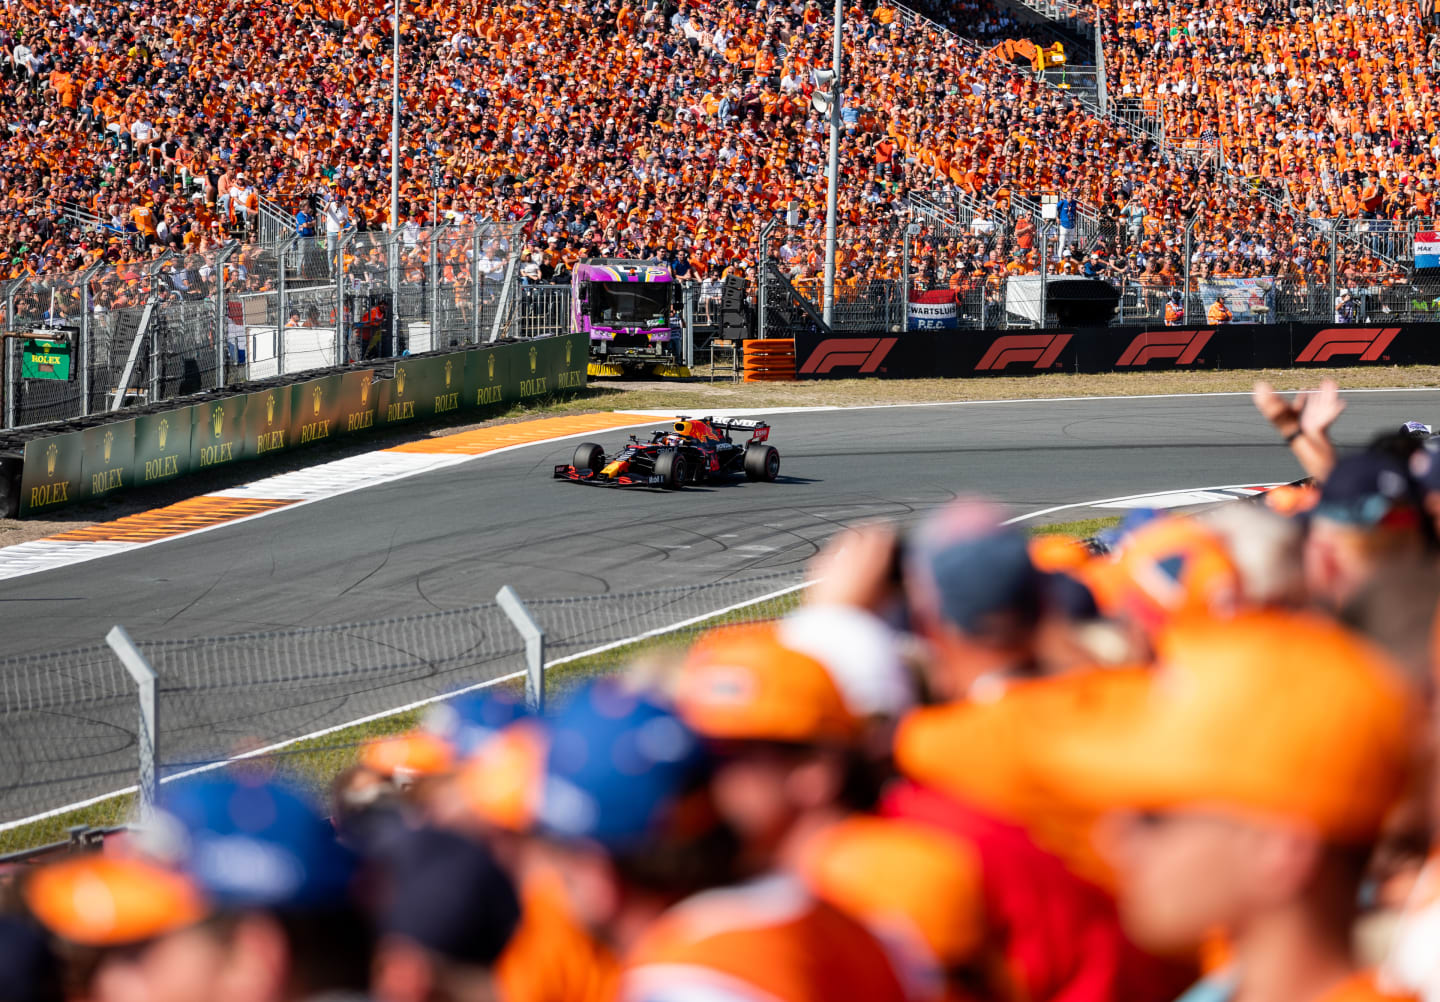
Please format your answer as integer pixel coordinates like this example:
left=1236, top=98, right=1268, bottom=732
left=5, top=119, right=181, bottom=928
left=2, top=220, right=529, bottom=430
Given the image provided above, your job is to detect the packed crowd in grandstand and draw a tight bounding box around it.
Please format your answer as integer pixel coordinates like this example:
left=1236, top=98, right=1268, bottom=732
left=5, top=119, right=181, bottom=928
left=0, top=0, right=1423, bottom=319
left=7, top=385, right=1440, bottom=1002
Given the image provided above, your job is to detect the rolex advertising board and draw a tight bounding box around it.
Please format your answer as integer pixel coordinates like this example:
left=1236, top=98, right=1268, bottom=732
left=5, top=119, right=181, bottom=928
left=518, top=332, right=587, bottom=400
left=291, top=373, right=343, bottom=448
left=19, top=430, right=83, bottom=515
left=465, top=343, right=515, bottom=411
left=379, top=354, right=451, bottom=426
left=246, top=386, right=292, bottom=460
left=135, top=407, right=192, bottom=486
left=337, top=368, right=381, bottom=435
left=190, top=396, right=249, bottom=473
left=80, top=420, right=136, bottom=502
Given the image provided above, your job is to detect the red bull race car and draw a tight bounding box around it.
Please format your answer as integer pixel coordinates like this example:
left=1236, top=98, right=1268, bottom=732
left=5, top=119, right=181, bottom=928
left=554, top=416, right=780, bottom=489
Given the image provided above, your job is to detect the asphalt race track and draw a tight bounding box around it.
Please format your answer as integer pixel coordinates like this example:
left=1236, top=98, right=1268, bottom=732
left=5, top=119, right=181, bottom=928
left=2, top=389, right=1436, bottom=822
left=8, top=390, right=1439, bottom=652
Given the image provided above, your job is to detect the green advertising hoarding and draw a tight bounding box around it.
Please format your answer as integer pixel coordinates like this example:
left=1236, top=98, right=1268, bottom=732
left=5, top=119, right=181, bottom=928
left=245, top=385, right=293, bottom=461
left=12, top=335, right=589, bottom=517
left=337, top=368, right=381, bottom=435
left=20, top=338, right=73, bottom=381
left=465, top=343, right=514, bottom=411
left=290, top=372, right=343, bottom=447
left=80, top=420, right=136, bottom=502
left=379, top=354, right=452, bottom=427
left=517, top=331, right=587, bottom=400
left=190, top=396, right=249, bottom=473
left=19, top=430, right=84, bottom=514
left=135, top=407, right=192, bottom=486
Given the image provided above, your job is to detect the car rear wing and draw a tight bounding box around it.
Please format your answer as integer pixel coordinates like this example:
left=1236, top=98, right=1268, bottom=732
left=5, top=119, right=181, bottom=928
left=681, top=415, right=770, bottom=442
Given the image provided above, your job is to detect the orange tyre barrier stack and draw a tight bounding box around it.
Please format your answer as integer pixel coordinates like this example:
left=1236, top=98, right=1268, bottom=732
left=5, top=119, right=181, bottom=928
left=743, top=338, right=796, bottom=382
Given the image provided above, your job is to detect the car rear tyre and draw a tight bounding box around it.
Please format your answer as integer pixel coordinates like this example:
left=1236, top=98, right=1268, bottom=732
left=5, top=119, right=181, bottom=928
left=654, top=449, right=686, bottom=489
left=744, top=444, right=780, bottom=482
left=573, top=442, right=605, bottom=474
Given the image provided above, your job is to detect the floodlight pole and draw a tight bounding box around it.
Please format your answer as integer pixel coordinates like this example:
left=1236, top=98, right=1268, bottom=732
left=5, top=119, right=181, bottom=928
left=390, top=2, right=401, bottom=232
left=821, top=0, right=842, bottom=327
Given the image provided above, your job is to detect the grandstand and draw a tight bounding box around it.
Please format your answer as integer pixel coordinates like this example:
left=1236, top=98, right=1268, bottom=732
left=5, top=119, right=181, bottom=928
left=0, top=0, right=1431, bottom=332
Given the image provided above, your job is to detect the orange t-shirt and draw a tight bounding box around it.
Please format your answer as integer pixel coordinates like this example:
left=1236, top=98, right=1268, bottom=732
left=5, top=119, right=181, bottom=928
left=494, top=868, right=619, bottom=1002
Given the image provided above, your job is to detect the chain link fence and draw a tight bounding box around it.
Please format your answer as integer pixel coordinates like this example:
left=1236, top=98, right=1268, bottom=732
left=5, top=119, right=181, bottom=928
left=3, top=221, right=528, bottom=431
left=0, top=571, right=805, bottom=853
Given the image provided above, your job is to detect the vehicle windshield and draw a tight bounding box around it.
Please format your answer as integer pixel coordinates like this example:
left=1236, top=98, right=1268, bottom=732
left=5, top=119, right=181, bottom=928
left=587, top=281, right=670, bottom=327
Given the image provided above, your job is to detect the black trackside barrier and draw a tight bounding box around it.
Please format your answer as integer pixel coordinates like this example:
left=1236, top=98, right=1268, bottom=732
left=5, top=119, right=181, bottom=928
left=793, top=323, right=1434, bottom=379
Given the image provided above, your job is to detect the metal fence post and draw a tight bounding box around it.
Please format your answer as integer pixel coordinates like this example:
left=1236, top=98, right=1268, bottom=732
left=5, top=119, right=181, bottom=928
left=78, top=261, right=105, bottom=416
left=1038, top=224, right=1048, bottom=329
left=213, top=242, right=238, bottom=389
left=1328, top=230, right=1338, bottom=320
left=106, top=625, right=158, bottom=820
left=470, top=226, right=484, bottom=344
left=681, top=286, right=695, bottom=368
left=496, top=586, right=545, bottom=714
left=3, top=277, right=20, bottom=429
left=429, top=224, right=448, bottom=337
left=756, top=216, right=778, bottom=339
left=337, top=231, right=355, bottom=365
left=276, top=234, right=301, bottom=374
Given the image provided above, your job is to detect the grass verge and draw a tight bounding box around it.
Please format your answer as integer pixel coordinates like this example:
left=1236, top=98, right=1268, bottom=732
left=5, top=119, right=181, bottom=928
left=0, top=515, right=1118, bottom=857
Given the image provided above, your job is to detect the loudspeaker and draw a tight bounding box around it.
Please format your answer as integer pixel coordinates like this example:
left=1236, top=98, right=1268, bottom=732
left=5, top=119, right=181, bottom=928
left=1047, top=279, right=1120, bottom=327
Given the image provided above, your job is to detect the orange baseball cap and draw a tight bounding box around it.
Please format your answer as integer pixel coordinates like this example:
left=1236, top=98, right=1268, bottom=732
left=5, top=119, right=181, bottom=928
left=1102, top=517, right=1241, bottom=633
left=457, top=719, right=548, bottom=832
left=1039, top=612, right=1416, bottom=842
left=676, top=623, right=860, bottom=744
left=360, top=731, right=456, bottom=781
left=24, top=854, right=209, bottom=947
left=802, top=815, right=986, bottom=967
left=1028, top=533, right=1092, bottom=574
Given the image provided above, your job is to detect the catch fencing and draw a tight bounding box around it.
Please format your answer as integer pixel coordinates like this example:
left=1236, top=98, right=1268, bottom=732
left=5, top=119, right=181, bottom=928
left=0, top=571, right=805, bottom=854
left=2, top=221, right=528, bottom=431
left=761, top=189, right=1438, bottom=335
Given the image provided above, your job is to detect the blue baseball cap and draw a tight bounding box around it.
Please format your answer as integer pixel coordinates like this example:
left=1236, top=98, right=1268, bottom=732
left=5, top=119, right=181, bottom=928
left=424, top=691, right=528, bottom=758
left=1315, top=452, right=1421, bottom=529
left=536, top=682, right=713, bottom=852
left=152, top=778, right=357, bottom=911
left=905, top=499, right=1044, bottom=637
left=0, top=916, right=59, bottom=1002
left=374, top=827, right=520, bottom=966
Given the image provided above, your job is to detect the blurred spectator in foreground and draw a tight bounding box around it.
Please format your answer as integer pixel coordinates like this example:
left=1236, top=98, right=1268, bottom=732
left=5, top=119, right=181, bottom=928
left=807, top=505, right=1197, bottom=1001
left=23, top=778, right=370, bottom=1002
left=1047, top=613, right=1417, bottom=1002
left=674, top=623, right=985, bottom=999
left=0, top=914, right=62, bottom=1002
left=531, top=681, right=909, bottom=1002
left=1306, top=452, right=1433, bottom=612
left=369, top=827, right=520, bottom=1002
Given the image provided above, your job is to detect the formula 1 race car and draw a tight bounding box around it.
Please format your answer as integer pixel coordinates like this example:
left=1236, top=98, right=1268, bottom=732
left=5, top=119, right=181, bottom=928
left=553, top=416, right=780, bottom=489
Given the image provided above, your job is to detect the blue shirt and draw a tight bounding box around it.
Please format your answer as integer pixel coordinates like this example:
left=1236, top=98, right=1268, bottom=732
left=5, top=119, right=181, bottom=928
left=1057, top=198, right=1076, bottom=228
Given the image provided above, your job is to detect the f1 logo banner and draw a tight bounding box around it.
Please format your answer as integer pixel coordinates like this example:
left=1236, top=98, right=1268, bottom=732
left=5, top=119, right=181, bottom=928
left=1294, top=328, right=1399, bottom=364
left=793, top=323, right=1440, bottom=380
left=974, top=334, right=1072, bottom=372
left=1116, top=330, right=1214, bottom=367
left=798, top=337, right=898, bottom=375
